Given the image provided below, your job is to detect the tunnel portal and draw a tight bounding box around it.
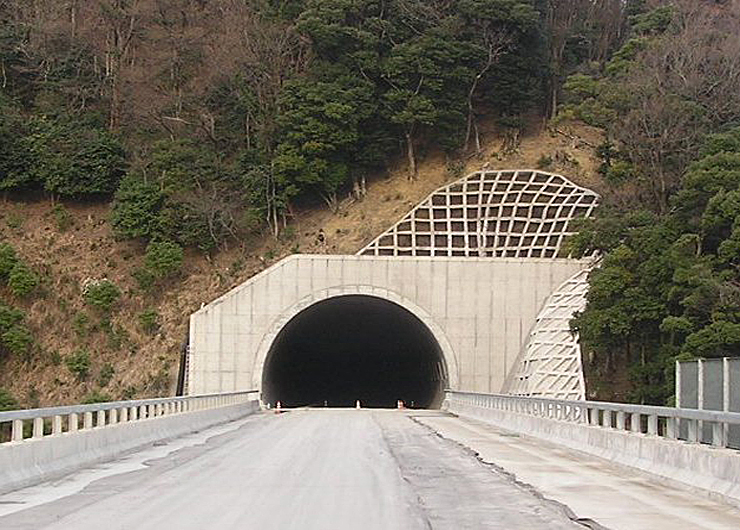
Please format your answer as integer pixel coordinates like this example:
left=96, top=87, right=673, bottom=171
left=262, top=295, right=447, bottom=408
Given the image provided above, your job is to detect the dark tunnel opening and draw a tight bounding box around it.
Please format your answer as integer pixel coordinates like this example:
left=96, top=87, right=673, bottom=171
left=262, top=295, right=447, bottom=409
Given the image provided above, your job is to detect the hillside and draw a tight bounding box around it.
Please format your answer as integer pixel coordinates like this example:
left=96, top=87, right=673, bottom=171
left=3, top=0, right=740, bottom=409
left=0, top=122, right=603, bottom=407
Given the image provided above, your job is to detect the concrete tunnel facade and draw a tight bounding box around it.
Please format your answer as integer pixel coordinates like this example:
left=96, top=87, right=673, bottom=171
left=187, top=254, right=587, bottom=407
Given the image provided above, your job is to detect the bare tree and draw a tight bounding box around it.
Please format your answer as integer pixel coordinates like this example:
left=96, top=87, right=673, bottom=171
left=104, top=1, right=144, bottom=130
left=464, top=29, right=511, bottom=154
left=613, top=0, right=740, bottom=211
left=546, top=0, right=586, bottom=119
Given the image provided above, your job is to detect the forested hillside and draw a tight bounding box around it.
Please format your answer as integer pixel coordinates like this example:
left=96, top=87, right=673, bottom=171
left=1, top=0, right=739, bottom=408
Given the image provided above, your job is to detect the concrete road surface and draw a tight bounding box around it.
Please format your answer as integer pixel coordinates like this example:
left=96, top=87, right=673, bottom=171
left=0, top=409, right=582, bottom=530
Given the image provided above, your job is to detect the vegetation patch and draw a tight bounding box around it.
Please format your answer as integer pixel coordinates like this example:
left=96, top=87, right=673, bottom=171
left=65, top=349, right=91, bottom=381
left=0, top=303, right=33, bottom=358
left=83, top=280, right=121, bottom=314
left=0, top=388, right=18, bottom=411
left=139, top=309, right=160, bottom=335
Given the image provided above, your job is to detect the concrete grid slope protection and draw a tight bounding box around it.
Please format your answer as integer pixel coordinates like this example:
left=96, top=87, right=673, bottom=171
left=188, top=169, right=599, bottom=404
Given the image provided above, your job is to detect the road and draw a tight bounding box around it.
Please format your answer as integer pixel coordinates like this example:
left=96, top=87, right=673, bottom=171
left=0, top=409, right=582, bottom=530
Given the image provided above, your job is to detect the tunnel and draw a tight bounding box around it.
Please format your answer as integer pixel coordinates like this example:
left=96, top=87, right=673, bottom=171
left=262, top=295, right=447, bottom=409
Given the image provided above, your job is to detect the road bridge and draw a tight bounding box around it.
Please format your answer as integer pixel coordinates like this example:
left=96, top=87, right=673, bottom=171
left=2, top=169, right=740, bottom=528
left=1, top=393, right=740, bottom=529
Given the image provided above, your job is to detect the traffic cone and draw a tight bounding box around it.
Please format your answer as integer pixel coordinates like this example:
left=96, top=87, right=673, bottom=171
left=356, top=400, right=361, bottom=409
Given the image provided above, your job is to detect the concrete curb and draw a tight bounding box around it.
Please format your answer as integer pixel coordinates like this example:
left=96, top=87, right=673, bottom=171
left=0, top=401, right=260, bottom=495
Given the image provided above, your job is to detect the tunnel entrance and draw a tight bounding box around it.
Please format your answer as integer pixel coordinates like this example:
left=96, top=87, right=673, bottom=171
left=262, top=295, right=447, bottom=409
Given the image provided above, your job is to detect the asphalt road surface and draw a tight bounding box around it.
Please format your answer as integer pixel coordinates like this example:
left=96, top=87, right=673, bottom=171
left=0, top=409, right=582, bottom=530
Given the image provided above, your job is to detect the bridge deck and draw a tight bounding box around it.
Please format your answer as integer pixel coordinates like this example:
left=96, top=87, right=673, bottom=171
left=0, top=410, right=738, bottom=529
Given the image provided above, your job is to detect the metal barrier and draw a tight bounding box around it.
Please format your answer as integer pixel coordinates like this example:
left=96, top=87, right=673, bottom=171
left=445, top=390, right=740, bottom=449
left=0, top=391, right=258, bottom=445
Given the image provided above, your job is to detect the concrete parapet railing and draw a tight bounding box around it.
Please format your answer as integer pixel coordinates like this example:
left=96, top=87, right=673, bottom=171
left=446, top=391, right=740, bottom=448
left=444, top=390, right=740, bottom=507
left=0, top=391, right=259, bottom=494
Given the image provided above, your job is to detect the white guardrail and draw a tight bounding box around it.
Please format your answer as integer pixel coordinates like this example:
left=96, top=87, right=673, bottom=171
left=0, top=391, right=258, bottom=444
left=445, top=391, right=740, bottom=449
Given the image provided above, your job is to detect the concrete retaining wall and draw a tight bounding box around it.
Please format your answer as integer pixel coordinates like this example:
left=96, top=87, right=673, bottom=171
left=0, top=401, right=260, bottom=495
left=446, top=400, right=740, bottom=507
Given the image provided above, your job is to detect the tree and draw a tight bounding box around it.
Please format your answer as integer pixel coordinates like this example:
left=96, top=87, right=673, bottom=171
left=0, top=96, right=33, bottom=191
left=570, top=127, right=740, bottom=404
left=456, top=0, right=539, bottom=153
left=96, top=0, right=145, bottom=131
left=563, top=1, right=740, bottom=211
left=274, top=64, right=379, bottom=208
left=111, top=173, right=165, bottom=239
left=21, top=117, right=127, bottom=197
left=382, top=30, right=472, bottom=177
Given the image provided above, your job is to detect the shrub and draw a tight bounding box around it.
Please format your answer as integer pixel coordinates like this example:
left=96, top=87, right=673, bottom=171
left=52, top=204, right=74, bottom=231
left=65, top=349, right=91, bottom=381
left=1, top=326, right=33, bottom=357
left=536, top=155, right=553, bottom=169
left=97, top=363, right=115, bottom=387
left=111, top=173, right=164, bottom=240
left=139, top=309, right=160, bottom=334
left=8, top=261, right=39, bottom=297
left=0, top=243, right=18, bottom=279
left=132, top=267, right=156, bottom=291
left=0, top=388, right=18, bottom=411
left=106, top=323, right=129, bottom=351
left=81, top=390, right=112, bottom=404
left=72, top=312, right=89, bottom=338
left=0, top=303, right=33, bottom=357
left=144, top=240, right=184, bottom=279
left=83, top=279, right=121, bottom=313
left=0, top=303, right=23, bottom=332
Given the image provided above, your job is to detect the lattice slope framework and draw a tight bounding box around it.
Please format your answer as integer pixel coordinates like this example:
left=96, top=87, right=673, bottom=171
left=359, top=169, right=599, bottom=258
left=504, top=268, right=592, bottom=400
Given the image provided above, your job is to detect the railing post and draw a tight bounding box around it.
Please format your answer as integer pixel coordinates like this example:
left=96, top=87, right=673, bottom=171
left=52, top=415, right=63, bottom=435
left=120, top=407, right=128, bottom=423
left=616, top=411, right=625, bottom=430
left=11, top=419, right=23, bottom=442
left=647, top=414, right=658, bottom=436
left=33, top=417, right=44, bottom=438
left=712, top=421, right=726, bottom=448
left=84, top=412, right=93, bottom=430
left=666, top=417, right=677, bottom=439
left=723, top=357, right=730, bottom=446
left=130, top=406, right=138, bottom=421
left=630, top=412, right=641, bottom=433
left=110, top=408, right=118, bottom=425
left=602, top=409, right=611, bottom=428
left=97, top=410, right=106, bottom=428
left=688, top=419, right=698, bottom=442
left=69, top=413, right=79, bottom=432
